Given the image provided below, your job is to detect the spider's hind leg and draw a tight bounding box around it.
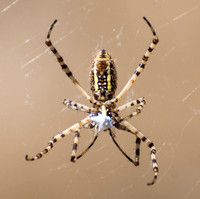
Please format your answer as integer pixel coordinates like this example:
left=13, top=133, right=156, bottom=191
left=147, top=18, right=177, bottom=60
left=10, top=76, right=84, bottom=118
left=25, top=116, right=91, bottom=161
left=71, top=130, right=80, bottom=162
left=109, top=128, right=139, bottom=167
left=135, top=137, right=141, bottom=166
left=72, top=135, right=98, bottom=162
left=114, top=123, right=141, bottom=166
left=120, top=120, right=159, bottom=185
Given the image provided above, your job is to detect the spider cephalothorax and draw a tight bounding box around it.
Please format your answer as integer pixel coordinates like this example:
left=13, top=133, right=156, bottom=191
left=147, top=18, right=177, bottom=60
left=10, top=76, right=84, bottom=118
left=26, top=17, right=159, bottom=186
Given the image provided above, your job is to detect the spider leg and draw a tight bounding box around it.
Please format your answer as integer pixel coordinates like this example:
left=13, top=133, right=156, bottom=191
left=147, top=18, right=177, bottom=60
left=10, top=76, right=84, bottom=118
left=70, top=130, right=80, bottom=162
left=109, top=129, right=139, bottom=166
left=135, top=137, right=141, bottom=165
left=115, top=98, right=146, bottom=123
left=73, top=134, right=98, bottom=162
left=45, top=20, right=94, bottom=104
left=115, top=97, right=145, bottom=112
left=119, top=120, right=158, bottom=186
left=25, top=116, right=91, bottom=161
left=63, top=99, right=95, bottom=114
left=107, top=17, right=159, bottom=105
left=114, top=123, right=140, bottom=165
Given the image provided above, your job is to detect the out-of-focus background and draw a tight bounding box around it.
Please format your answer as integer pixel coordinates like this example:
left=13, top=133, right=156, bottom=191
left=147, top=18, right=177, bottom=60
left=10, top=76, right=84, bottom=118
left=1, top=0, right=200, bottom=198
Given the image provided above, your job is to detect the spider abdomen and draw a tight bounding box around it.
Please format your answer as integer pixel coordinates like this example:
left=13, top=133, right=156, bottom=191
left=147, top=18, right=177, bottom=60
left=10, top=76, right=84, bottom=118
left=90, top=49, right=117, bottom=102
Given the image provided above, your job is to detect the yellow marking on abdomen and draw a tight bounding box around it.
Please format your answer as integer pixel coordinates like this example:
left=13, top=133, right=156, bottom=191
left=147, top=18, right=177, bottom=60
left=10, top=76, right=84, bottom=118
left=94, top=63, right=99, bottom=91
left=107, top=66, right=112, bottom=91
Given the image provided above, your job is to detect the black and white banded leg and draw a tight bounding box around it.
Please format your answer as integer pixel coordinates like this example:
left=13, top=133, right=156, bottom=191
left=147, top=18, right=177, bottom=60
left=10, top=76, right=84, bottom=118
left=116, top=98, right=146, bottom=123
left=117, top=120, right=158, bottom=185
left=26, top=116, right=91, bottom=161
left=107, top=16, right=159, bottom=105
left=109, top=129, right=140, bottom=166
left=45, top=20, right=93, bottom=104
left=63, top=99, right=94, bottom=114
left=71, top=130, right=80, bottom=162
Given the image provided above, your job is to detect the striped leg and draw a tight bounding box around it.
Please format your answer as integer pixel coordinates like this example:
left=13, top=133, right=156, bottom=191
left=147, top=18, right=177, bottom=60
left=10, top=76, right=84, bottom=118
left=109, top=129, right=139, bottom=166
left=118, top=120, right=158, bottom=185
left=63, top=99, right=95, bottom=114
left=71, top=130, right=80, bottom=162
left=114, top=123, right=140, bottom=166
left=115, top=97, right=145, bottom=112
left=115, top=98, right=146, bottom=123
left=25, top=116, right=91, bottom=161
left=74, top=134, right=98, bottom=162
left=135, top=137, right=141, bottom=165
left=108, top=17, right=159, bottom=104
left=45, top=20, right=93, bottom=104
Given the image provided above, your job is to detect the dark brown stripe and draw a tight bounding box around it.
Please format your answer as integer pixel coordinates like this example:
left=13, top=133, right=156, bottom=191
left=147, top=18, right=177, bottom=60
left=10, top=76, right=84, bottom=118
left=61, top=133, right=65, bottom=138
left=36, top=153, right=42, bottom=158
left=140, top=63, right=145, bottom=68
left=154, top=167, right=159, bottom=172
left=49, top=142, right=53, bottom=148
left=72, top=143, right=78, bottom=150
left=153, top=38, right=159, bottom=44
left=44, top=149, right=48, bottom=154
left=152, top=159, right=157, bottom=163
left=150, top=149, right=156, bottom=154
left=136, top=148, right=140, bottom=155
left=148, top=47, right=153, bottom=52
left=52, top=48, right=57, bottom=54
left=142, top=136, right=147, bottom=142
left=129, top=113, right=133, bottom=118
left=136, top=99, right=140, bottom=104
left=57, top=57, right=63, bottom=62
left=66, top=71, right=72, bottom=77
left=71, top=156, right=76, bottom=162
left=135, top=71, right=140, bottom=76
left=143, top=56, right=148, bottom=61
left=61, top=64, right=68, bottom=69
left=45, top=40, right=51, bottom=46
left=148, top=142, right=154, bottom=148
left=136, top=138, right=141, bottom=144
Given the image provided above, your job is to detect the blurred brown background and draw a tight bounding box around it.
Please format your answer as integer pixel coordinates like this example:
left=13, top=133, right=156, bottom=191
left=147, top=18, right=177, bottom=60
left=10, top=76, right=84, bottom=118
left=1, top=0, right=200, bottom=198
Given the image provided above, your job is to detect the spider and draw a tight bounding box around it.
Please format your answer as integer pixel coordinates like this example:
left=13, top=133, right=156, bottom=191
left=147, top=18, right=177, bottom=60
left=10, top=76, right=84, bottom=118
left=26, top=17, right=159, bottom=186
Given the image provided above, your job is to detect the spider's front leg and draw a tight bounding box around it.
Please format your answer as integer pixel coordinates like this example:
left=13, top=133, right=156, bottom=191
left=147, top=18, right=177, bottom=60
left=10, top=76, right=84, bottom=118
left=45, top=20, right=94, bottom=104
left=25, top=116, right=91, bottom=161
left=106, top=17, right=159, bottom=105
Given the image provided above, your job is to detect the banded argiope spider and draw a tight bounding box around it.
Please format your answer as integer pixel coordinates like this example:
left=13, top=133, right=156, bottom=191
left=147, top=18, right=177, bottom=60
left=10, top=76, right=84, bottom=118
left=26, top=17, right=159, bottom=185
